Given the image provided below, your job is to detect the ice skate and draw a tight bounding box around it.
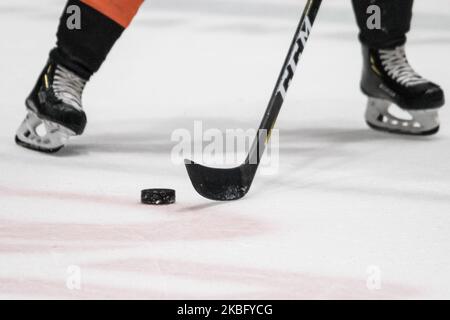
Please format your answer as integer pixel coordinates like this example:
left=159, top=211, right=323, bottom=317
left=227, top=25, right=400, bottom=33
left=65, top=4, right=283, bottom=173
left=360, top=45, right=445, bottom=135
left=15, top=59, right=87, bottom=153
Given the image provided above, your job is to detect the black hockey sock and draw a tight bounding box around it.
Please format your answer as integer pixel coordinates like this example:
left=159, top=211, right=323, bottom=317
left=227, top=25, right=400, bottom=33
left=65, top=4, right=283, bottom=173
left=50, top=0, right=126, bottom=80
left=352, top=0, right=414, bottom=49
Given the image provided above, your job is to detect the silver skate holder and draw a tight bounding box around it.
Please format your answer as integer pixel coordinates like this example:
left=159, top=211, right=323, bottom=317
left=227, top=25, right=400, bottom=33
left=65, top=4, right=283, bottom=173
left=16, top=111, right=75, bottom=152
left=365, top=98, right=440, bottom=135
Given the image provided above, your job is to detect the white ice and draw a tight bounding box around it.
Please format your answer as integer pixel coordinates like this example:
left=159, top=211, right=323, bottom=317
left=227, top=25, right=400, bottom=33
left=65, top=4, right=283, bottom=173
left=1, top=0, right=450, bottom=299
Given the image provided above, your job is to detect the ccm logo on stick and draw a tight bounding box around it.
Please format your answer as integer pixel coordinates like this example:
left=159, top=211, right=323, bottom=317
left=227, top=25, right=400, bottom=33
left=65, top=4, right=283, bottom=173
left=278, top=15, right=312, bottom=99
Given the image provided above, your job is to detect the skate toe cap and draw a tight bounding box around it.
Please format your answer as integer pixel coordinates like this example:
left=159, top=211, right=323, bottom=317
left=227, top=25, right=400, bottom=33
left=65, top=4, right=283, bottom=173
left=43, top=103, right=87, bottom=135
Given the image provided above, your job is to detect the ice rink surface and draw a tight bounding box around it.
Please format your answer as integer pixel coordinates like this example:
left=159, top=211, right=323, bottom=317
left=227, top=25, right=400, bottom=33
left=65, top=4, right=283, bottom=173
left=1, top=0, right=450, bottom=299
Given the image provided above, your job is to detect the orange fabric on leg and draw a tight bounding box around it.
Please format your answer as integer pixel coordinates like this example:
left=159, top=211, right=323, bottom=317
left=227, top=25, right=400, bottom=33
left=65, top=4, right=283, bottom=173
left=80, top=0, right=144, bottom=28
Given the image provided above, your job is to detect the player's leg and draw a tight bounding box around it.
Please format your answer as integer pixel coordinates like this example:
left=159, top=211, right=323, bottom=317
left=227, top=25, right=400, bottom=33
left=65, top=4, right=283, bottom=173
left=16, top=0, right=144, bottom=153
left=352, top=0, right=445, bottom=135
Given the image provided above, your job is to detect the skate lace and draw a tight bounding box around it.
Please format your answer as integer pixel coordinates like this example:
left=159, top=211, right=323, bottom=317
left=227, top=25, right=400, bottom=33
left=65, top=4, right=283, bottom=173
left=379, top=46, right=428, bottom=87
left=52, top=65, right=86, bottom=110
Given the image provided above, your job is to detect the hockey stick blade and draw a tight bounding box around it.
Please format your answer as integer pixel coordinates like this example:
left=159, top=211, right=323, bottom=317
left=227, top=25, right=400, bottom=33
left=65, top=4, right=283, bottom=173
left=185, top=0, right=322, bottom=201
left=185, top=160, right=256, bottom=201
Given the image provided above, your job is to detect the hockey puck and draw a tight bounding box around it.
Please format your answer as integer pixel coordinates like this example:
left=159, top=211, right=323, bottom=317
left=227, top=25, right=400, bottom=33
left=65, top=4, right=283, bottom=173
left=141, top=189, right=176, bottom=205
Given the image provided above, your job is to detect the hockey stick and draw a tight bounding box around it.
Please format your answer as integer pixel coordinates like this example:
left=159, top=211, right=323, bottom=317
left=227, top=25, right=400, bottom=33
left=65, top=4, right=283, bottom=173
left=185, top=0, right=322, bottom=201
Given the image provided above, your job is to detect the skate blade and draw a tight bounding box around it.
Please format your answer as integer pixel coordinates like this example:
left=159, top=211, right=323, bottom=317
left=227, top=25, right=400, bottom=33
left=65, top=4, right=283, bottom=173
left=15, top=111, right=75, bottom=153
left=365, top=98, right=440, bottom=136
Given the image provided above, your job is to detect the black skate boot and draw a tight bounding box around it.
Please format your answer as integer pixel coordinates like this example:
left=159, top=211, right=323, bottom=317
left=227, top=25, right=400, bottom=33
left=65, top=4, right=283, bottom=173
left=360, top=44, right=445, bottom=135
left=16, top=58, right=87, bottom=153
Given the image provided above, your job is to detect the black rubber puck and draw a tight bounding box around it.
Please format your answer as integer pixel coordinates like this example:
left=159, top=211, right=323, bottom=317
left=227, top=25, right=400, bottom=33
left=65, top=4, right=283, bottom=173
left=141, top=189, right=176, bottom=205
